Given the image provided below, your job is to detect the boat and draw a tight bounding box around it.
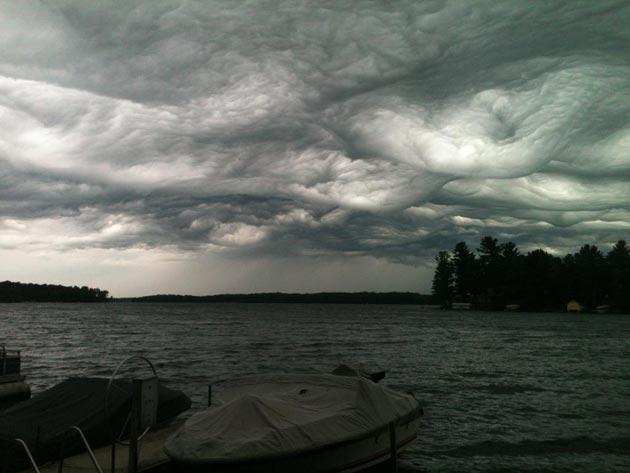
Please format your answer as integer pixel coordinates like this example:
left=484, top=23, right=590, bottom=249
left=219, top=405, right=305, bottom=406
left=452, top=302, right=472, bottom=310
left=164, top=373, right=422, bottom=473
left=0, top=377, right=191, bottom=472
left=0, top=346, right=30, bottom=408
left=331, top=362, right=386, bottom=383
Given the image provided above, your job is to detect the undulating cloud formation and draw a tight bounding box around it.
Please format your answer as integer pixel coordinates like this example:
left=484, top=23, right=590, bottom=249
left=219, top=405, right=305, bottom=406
left=1, top=1, right=629, bottom=295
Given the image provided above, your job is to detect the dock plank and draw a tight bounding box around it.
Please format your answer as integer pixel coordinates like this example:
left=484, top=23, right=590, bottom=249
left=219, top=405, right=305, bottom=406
left=24, top=422, right=181, bottom=473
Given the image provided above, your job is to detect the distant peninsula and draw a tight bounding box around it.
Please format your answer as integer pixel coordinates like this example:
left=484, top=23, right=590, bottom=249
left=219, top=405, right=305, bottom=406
left=0, top=281, right=110, bottom=303
left=121, top=292, right=436, bottom=305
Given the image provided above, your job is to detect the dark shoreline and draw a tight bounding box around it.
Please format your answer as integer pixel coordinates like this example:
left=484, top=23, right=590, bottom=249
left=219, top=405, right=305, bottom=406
left=0, top=280, right=109, bottom=303
left=117, top=292, right=436, bottom=305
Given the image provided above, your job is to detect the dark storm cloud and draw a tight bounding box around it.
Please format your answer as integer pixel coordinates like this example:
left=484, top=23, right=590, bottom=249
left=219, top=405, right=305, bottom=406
left=1, top=0, right=630, bottom=261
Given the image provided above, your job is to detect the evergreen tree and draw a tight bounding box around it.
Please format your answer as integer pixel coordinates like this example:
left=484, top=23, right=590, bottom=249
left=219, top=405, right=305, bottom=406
left=499, top=241, right=522, bottom=304
left=522, top=249, right=566, bottom=310
left=570, top=244, right=607, bottom=309
left=452, top=242, right=478, bottom=303
left=607, top=240, right=630, bottom=312
left=477, top=236, right=503, bottom=309
left=432, top=251, right=454, bottom=308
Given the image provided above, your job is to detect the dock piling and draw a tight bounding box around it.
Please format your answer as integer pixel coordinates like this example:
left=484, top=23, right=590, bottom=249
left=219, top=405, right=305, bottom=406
left=57, top=433, right=66, bottom=473
left=128, top=380, right=142, bottom=473
left=34, top=424, right=40, bottom=464
left=2, top=441, right=9, bottom=473
left=110, top=441, right=116, bottom=473
left=388, top=421, right=398, bottom=473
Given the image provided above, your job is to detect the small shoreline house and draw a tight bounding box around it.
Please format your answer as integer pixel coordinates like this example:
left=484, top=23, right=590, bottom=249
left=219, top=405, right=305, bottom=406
left=567, top=300, right=583, bottom=313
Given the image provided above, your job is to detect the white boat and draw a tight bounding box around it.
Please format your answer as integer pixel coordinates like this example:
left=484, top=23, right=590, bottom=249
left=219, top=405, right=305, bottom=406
left=452, top=302, right=472, bottom=310
left=164, top=373, right=422, bottom=473
left=0, top=346, right=30, bottom=408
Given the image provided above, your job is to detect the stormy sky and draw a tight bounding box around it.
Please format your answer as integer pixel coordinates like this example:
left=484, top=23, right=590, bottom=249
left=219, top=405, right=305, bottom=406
left=1, top=1, right=630, bottom=296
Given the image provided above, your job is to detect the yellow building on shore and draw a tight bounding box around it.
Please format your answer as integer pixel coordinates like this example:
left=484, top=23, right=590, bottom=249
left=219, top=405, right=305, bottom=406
left=567, top=300, right=583, bottom=313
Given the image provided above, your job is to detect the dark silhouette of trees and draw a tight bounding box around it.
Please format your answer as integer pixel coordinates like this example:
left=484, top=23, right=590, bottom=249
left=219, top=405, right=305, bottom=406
left=607, top=240, right=630, bottom=312
left=566, top=245, right=608, bottom=309
left=432, top=251, right=454, bottom=308
left=499, top=241, right=522, bottom=305
left=431, top=237, right=630, bottom=313
left=451, top=242, right=479, bottom=303
left=128, top=292, right=436, bottom=304
left=520, top=249, right=566, bottom=311
left=477, top=236, right=503, bottom=309
left=0, top=281, right=110, bottom=302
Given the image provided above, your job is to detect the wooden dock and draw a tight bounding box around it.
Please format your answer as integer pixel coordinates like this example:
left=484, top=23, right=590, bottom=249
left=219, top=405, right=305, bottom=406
left=22, top=422, right=181, bottom=473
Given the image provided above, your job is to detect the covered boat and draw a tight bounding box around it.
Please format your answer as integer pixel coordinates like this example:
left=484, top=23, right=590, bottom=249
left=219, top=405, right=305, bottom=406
left=0, top=377, right=191, bottom=472
left=164, top=374, right=422, bottom=473
left=0, top=347, right=30, bottom=408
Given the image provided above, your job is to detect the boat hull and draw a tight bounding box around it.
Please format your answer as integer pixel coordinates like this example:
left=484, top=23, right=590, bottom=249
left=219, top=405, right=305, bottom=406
left=172, top=417, right=420, bottom=473
left=0, top=375, right=30, bottom=408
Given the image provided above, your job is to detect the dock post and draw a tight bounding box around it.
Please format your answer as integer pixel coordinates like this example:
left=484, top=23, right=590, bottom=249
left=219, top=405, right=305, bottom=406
left=128, top=380, right=142, bottom=473
left=110, top=441, right=116, bottom=473
left=34, top=424, right=40, bottom=464
left=208, top=384, right=212, bottom=407
left=388, top=422, right=398, bottom=473
left=57, top=433, right=66, bottom=473
left=2, top=441, right=9, bottom=473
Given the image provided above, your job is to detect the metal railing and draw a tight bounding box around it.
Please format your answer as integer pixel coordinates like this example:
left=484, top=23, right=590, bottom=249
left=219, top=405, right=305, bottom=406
left=60, top=427, right=104, bottom=473
left=13, top=439, right=41, bottom=473
left=3, top=355, right=157, bottom=473
left=6, top=426, right=104, bottom=473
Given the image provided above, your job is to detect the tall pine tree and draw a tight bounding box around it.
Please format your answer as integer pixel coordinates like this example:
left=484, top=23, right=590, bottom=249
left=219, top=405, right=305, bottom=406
left=432, top=251, right=454, bottom=308
left=452, top=242, right=478, bottom=303
left=607, top=240, right=630, bottom=311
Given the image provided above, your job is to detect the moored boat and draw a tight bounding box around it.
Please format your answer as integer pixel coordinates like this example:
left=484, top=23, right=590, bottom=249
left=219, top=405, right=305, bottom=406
left=164, top=373, right=422, bottom=473
left=452, top=302, right=472, bottom=310
left=0, top=377, right=191, bottom=472
left=0, top=346, right=30, bottom=408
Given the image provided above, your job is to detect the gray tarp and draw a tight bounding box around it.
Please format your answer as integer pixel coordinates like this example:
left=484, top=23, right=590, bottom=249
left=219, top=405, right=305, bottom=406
left=0, top=377, right=191, bottom=472
left=164, top=374, right=420, bottom=464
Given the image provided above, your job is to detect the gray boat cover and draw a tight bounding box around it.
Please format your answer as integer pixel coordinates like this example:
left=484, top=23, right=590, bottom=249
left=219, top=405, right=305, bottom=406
left=164, top=374, right=420, bottom=464
left=0, top=377, right=191, bottom=472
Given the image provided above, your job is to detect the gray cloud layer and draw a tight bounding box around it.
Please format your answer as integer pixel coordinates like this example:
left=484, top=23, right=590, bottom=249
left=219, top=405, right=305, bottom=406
left=1, top=0, right=630, bottom=289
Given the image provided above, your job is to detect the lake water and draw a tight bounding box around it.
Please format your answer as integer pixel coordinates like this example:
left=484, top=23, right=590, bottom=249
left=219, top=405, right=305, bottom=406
left=1, top=303, right=629, bottom=472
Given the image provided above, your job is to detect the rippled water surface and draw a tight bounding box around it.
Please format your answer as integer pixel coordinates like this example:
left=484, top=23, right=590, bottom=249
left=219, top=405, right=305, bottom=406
left=1, top=303, right=629, bottom=472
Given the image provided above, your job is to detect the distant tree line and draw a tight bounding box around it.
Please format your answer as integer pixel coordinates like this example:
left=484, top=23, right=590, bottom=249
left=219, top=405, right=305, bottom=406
left=431, top=237, right=630, bottom=313
left=126, top=292, right=436, bottom=305
left=0, top=281, right=110, bottom=302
